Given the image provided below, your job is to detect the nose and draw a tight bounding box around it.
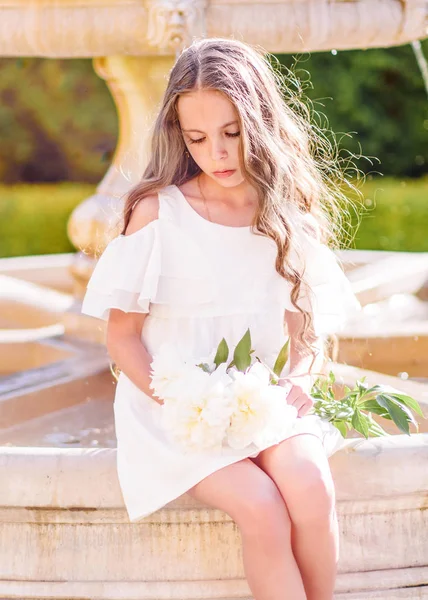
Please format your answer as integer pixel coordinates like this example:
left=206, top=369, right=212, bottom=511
left=210, top=138, right=227, bottom=161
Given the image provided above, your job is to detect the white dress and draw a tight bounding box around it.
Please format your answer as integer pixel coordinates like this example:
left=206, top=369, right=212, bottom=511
left=81, top=184, right=361, bottom=522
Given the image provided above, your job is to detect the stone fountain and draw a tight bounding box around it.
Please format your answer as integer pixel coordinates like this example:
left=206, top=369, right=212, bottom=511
left=1, top=1, right=428, bottom=598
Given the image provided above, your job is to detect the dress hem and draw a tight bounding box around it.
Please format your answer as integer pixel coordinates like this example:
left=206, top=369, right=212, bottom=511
left=125, top=429, right=334, bottom=523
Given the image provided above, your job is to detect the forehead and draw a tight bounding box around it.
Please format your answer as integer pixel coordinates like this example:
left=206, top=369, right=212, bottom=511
left=177, top=89, right=238, bottom=130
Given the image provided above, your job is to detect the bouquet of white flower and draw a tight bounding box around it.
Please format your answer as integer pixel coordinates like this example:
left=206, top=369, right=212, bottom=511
left=150, top=329, right=424, bottom=453
left=150, top=330, right=298, bottom=453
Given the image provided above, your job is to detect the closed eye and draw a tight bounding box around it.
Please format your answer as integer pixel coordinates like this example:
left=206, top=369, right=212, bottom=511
left=189, top=131, right=241, bottom=144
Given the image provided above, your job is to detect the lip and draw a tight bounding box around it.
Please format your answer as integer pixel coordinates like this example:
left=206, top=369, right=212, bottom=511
left=213, top=169, right=235, bottom=178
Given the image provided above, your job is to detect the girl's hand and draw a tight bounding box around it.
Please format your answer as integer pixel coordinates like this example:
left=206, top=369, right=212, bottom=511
left=150, top=388, right=165, bottom=406
left=278, top=373, right=314, bottom=417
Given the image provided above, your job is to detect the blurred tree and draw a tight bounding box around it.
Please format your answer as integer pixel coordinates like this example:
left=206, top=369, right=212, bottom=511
left=0, top=58, right=117, bottom=183
left=278, top=41, right=428, bottom=177
left=0, top=42, right=427, bottom=183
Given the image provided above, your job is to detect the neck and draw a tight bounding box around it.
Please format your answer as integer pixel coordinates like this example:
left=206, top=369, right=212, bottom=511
left=199, top=173, right=258, bottom=208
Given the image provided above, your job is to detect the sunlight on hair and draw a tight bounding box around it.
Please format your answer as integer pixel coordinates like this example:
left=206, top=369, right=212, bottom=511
left=119, top=38, right=367, bottom=356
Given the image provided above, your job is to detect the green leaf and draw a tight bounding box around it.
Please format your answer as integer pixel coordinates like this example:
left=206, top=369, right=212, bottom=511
left=351, top=409, right=370, bottom=438
left=382, top=393, right=418, bottom=425
left=328, top=371, right=336, bottom=384
left=214, top=338, right=229, bottom=369
left=360, top=399, right=392, bottom=419
left=273, top=338, right=290, bottom=377
left=387, top=392, right=424, bottom=419
left=364, top=385, right=422, bottom=420
left=231, top=329, right=252, bottom=372
left=332, top=420, right=347, bottom=437
left=366, top=414, right=390, bottom=437
left=376, top=394, right=413, bottom=435
left=335, top=407, right=355, bottom=420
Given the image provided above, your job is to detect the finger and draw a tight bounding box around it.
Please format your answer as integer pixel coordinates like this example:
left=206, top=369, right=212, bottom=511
left=298, top=401, right=312, bottom=417
left=291, top=395, right=307, bottom=413
left=287, top=387, right=306, bottom=404
left=285, top=388, right=300, bottom=405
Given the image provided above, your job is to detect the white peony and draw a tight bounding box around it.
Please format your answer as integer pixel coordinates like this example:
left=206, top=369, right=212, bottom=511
left=160, top=365, right=233, bottom=453
left=149, top=343, right=204, bottom=402
left=252, top=384, right=298, bottom=449
left=150, top=344, right=299, bottom=454
left=225, top=363, right=272, bottom=450
left=226, top=362, right=298, bottom=450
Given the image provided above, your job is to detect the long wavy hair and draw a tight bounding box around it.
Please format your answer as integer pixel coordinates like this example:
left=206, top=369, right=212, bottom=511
left=122, top=37, right=358, bottom=369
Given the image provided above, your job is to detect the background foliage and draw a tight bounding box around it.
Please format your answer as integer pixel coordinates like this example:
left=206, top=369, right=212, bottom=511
left=0, top=42, right=427, bottom=258
left=0, top=41, right=427, bottom=184
left=278, top=43, right=428, bottom=178
left=0, top=178, right=426, bottom=258
left=0, top=58, right=117, bottom=183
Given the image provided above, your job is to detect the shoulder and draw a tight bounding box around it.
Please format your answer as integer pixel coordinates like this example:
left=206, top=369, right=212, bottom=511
left=124, top=194, right=159, bottom=236
left=301, top=211, right=321, bottom=242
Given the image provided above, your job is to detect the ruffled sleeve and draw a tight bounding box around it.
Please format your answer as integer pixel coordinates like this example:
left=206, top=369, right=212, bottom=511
left=81, top=221, right=160, bottom=321
left=286, top=213, right=362, bottom=337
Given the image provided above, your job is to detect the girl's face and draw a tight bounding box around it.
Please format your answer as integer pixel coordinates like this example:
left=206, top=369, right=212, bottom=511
left=177, top=89, right=245, bottom=187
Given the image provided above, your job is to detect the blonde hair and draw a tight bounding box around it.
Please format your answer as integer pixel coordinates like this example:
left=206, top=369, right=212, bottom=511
left=123, top=37, right=358, bottom=367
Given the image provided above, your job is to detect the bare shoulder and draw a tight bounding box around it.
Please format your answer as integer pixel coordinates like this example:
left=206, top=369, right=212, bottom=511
left=301, top=211, right=321, bottom=241
left=125, top=194, right=159, bottom=236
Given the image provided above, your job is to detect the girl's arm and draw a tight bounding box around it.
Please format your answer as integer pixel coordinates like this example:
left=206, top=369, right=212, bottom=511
left=106, top=309, right=161, bottom=403
left=106, top=194, right=162, bottom=404
left=282, top=309, right=326, bottom=383
left=279, top=310, right=326, bottom=415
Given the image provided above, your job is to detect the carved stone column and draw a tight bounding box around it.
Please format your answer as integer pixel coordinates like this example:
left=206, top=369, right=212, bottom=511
left=67, top=0, right=208, bottom=298
left=67, top=55, right=175, bottom=297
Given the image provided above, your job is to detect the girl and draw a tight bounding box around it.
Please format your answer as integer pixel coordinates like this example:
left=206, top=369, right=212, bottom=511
left=82, top=38, right=360, bottom=600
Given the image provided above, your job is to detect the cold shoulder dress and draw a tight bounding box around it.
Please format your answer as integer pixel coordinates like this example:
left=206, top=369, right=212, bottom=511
left=81, top=184, right=361, bottom=522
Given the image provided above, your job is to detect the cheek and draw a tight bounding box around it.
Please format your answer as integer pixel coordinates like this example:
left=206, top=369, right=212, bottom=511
left=231, top=140, right=243, bottom=167
left=229, top=137, right=242, bottom=156
left=188, top=144, right=206, bottom=163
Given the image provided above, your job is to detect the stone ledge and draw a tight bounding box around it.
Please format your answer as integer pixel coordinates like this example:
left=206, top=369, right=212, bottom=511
left=1, top=435, right=428, bottom=598
left=1, top=434, right=428, bottom=509
left=0, top=0, right=426, bottom=57
left=1, top=568, right=428, bottom=599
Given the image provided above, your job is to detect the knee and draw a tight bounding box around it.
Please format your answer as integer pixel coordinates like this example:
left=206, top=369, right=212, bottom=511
left=285, top=462, right=336, bottom=525
left=234, top=479, right=291, bottom=538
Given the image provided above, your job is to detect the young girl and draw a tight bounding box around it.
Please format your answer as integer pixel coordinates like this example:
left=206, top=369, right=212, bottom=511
left=82, top=38, right=360, bottom=600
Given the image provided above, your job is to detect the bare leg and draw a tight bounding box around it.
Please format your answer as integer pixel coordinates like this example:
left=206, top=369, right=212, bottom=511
left=252, top=434, right=339, bottom=600
left=187, top=458, right=307, bottom=600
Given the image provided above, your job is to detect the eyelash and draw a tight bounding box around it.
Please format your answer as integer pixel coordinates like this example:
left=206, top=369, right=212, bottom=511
left=189, top=131, right=241, bottom=144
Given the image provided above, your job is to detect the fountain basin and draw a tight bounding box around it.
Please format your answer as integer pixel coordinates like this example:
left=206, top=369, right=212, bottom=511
left=0, top=435, right=427, bottom=600
left=0, top=0, right=426, bottom=57
left=1, top=254, right=427, bottom=598
left=0, top=367, right=427, bottom=600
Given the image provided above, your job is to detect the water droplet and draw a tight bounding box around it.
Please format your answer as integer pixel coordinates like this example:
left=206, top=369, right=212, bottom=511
left=398, top=372, right=409, bottom=380
left=331, top=49, right=338, bottom=56
left=44, top=432, right=81, bottom=445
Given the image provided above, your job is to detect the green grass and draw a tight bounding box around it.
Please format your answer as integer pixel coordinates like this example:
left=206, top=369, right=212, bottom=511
left=0, top=182, right=95, bottom=257
left=0, top=178, right=426, bottom=258
left=349, top=176, right=428, bottom=252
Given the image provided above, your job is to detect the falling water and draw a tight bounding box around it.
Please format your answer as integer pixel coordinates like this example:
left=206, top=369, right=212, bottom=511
left=411, top=40, right=428, bottom=99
